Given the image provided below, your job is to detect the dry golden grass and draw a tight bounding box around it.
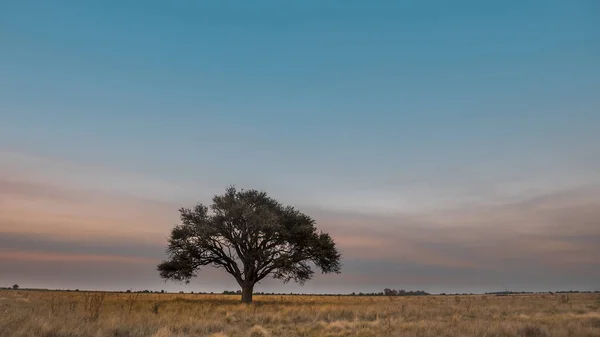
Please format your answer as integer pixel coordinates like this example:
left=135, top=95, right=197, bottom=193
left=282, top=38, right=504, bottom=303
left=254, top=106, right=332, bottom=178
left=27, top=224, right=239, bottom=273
left=1, top=290, right=599, bottom=336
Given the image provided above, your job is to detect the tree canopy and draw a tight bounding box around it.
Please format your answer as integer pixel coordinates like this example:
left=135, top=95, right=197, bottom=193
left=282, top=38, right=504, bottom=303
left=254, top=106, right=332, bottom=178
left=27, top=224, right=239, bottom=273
left=157, top=186, right=341, bottom=303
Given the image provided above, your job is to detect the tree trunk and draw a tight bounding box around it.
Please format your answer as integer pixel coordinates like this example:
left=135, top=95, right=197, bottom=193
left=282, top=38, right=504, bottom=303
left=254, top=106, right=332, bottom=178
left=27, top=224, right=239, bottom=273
left=241, top=283, right=254, bottom=303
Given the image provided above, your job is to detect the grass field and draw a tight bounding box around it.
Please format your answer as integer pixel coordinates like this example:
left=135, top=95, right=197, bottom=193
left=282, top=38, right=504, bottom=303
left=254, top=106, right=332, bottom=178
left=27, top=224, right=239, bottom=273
left=1, top=290, right=599, bottom=337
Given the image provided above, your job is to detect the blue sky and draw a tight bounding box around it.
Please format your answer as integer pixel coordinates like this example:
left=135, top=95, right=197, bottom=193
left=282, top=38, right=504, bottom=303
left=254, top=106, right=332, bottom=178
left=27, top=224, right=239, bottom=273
left=1, top=1, right=599, bottom=292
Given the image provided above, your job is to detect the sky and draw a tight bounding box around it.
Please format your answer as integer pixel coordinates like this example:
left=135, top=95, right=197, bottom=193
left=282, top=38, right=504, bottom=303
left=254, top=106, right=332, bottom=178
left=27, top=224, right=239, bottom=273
left=1, top=1, right=599, bottom=294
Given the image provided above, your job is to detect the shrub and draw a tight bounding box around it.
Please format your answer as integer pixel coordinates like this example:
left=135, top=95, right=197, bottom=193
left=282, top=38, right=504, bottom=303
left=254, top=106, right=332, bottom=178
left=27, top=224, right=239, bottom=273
left=247, top=325, right=271, bottom=337
left=518, top=325, right=549, bottom=337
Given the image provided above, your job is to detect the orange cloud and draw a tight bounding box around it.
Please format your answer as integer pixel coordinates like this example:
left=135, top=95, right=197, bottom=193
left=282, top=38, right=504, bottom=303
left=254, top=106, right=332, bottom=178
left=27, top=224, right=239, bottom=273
left=0, top=175, right=179, bottom=244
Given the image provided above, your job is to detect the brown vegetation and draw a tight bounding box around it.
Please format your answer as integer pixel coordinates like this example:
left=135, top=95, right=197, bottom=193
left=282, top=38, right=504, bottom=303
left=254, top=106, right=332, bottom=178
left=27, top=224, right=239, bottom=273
left=1, top=290, right=599, bottom=336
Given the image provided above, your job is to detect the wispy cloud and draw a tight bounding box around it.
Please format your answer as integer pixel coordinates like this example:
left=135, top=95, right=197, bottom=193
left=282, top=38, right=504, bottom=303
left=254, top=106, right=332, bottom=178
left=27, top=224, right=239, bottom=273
left=0, top=150, right=215, bottom=203
left=0, top=250, right=156, bottom=264
left=1, top=150, right=598, bottom=292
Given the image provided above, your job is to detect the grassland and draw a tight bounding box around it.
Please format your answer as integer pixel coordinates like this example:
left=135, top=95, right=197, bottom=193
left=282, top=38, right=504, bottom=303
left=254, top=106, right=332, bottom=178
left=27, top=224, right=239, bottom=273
left=1, top=290, right=599, bottom=337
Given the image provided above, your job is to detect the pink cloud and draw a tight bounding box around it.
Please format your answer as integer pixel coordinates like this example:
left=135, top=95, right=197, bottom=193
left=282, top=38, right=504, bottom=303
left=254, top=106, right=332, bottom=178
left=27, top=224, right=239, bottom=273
left=0, top=249, right=156, bottom=264
left=1, top=150, right=598, bottom=291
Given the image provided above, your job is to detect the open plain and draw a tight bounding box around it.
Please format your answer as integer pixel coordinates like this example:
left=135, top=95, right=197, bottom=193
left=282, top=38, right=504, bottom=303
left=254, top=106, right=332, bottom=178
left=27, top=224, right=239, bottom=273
left=1, top=290, right=599, bottom=337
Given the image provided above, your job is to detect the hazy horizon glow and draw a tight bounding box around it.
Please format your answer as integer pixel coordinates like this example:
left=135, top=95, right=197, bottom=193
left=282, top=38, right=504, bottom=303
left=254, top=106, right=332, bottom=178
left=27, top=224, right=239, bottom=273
left=1, top=1, right=599, bottom=293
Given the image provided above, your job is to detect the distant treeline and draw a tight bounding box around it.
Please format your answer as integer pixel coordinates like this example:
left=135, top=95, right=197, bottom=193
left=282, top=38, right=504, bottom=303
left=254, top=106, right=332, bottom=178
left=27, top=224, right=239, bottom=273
left=3, top=286, right=599, bottom=295
left=485, top=290, right=597, bottom=296
left=221, top=289, right=431, bottom=296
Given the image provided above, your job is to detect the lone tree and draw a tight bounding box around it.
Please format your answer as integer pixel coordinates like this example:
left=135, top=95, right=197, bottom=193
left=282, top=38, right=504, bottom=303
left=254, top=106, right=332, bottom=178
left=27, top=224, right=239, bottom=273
left=157, top=187, right=341, bottom=303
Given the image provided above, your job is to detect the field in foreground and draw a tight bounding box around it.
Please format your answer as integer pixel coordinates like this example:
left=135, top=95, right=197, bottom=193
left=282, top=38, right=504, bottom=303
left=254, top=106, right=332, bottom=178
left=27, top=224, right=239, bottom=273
left=1, top=290, right=599, bottom=337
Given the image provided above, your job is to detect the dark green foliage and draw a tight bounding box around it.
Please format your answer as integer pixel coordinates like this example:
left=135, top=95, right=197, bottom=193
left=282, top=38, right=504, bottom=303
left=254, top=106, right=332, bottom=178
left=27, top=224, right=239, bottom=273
left=383, top=288, right=429, bottom=296
left=157, top=186, right=341, bottom=302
